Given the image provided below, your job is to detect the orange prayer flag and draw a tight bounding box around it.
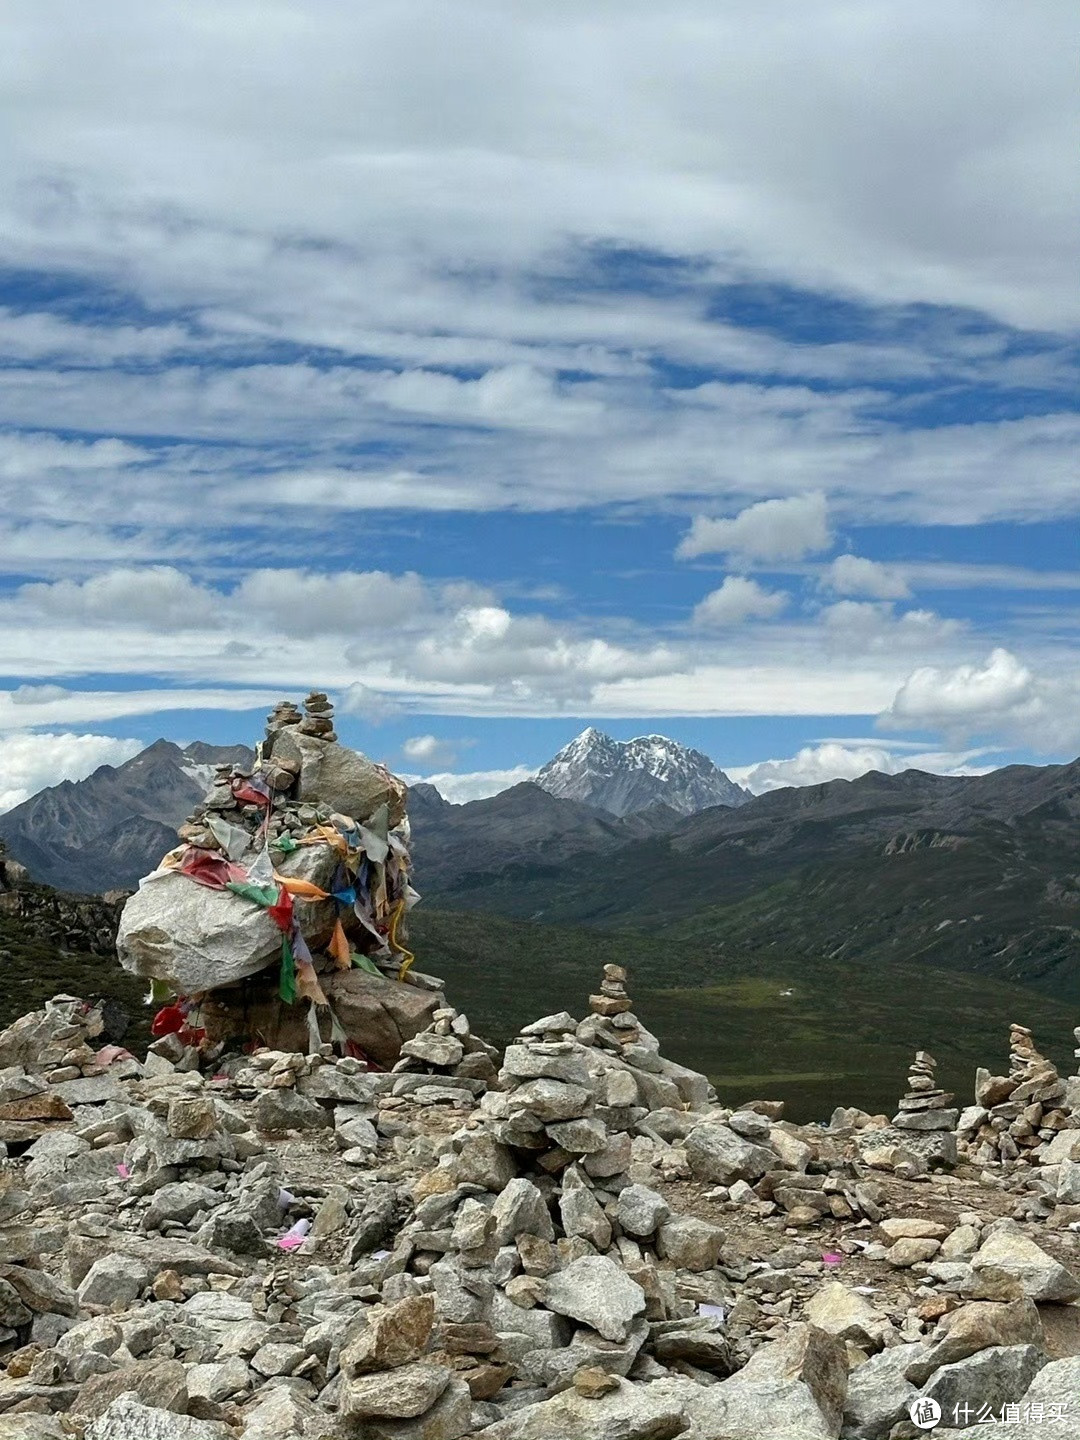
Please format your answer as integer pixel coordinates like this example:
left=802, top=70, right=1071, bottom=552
left=329, top=918, right=351, bottom=970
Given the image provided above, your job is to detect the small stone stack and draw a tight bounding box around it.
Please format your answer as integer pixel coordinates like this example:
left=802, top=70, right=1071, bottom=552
left=299, top=691, right=337, bottom=742
left=590, top=964, right=631, bottom=1017
left=266, top=699, right=302, bottom=733
left=885, top=1051, right=958, bottom=1167
left=958, top=1023, right=1073, bottom=1169
left=390, top=1003, right=501, bottom=1104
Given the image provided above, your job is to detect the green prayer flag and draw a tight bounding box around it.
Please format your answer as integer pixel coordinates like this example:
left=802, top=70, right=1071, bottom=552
left=279, top=937, right=298, bottom=1004
left=351, top=950, right=382, bottom=977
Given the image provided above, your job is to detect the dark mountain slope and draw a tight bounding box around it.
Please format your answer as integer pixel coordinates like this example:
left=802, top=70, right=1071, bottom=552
left=418, top=760, right=1080, bottom=1000
left=0, top=739, right=255, bottom=891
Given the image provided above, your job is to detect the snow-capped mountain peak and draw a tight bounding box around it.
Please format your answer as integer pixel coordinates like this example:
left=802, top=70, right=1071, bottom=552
left=535, top=727, right=750, bottom=817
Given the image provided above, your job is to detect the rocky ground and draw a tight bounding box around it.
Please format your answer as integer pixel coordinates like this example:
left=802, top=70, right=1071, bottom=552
left=3, top=977, right=1080, bottom=1439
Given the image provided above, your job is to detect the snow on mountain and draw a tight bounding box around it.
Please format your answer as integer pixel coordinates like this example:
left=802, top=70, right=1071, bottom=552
left=534, top=727, right=751, bottom=817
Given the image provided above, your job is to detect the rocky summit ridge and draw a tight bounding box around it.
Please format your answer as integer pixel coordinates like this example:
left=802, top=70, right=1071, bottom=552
left=535, top=727, right=750, bottom=817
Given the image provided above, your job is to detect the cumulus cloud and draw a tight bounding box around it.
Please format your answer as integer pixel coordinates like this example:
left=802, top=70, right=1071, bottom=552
left=677, top=494, right=831, bottom=564
left=821, top=601, right=963, bottom=650
left=730, top=741, right=996, bottom=794
left=825, top=554, right=911, bottom=600
left=401, top=766, right=537, bottom=804
left=692, top=577, right=787, bottom=627
left=0, top=731, right=143, bottom=812
left=882, top=647, right=1038, bottom=731
left=407, top=605, right=677, bottom=703
left=18, top=567, right=221, bottom=630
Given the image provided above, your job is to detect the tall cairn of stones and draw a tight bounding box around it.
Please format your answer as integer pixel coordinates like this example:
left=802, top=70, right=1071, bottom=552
left=890, top=1050, right=958, bottom=1167
left=958, top=1023, right=1074, bottom=1168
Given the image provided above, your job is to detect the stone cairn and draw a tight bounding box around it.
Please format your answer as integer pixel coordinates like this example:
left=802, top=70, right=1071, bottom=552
left=298, top=690, right=337, bottom=742
left=858, top=1050, right=959, bottom=1171
left=958, top=1023, right=1074, bottom=1171
left=390, top=1002, right=502, bottom=1101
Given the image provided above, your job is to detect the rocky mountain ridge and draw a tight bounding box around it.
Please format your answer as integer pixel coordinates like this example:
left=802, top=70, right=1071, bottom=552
left=0, top=740, right=256, bottom=894
left=535, top=728, right=750, bottom=817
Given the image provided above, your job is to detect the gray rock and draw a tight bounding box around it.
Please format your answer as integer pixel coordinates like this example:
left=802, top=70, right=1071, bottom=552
left=76, top=1254, right=151, bottom=1308
left=0, top=1278, right=31, bottom=1329
left=117, top=873, right=288, bottom=992
left=842, top=1343, right=926, bottom=1439
left=907, top=1299, right=1044, bottom=1385
left=491, top=1178, right=554, bottom=1246
left=559, top=1184, right=612, bottom=1249
left=401, top=1033, right=465, bottom=1068
left=663, top=1322, right=847, bottom=1439
left=546, top=1117, right=608, bottom=1153
left=502, top=1044, right=590, bottom=1086
left=655, top=1215, right=724, bottom=1271
left=451, top=1135, right=517, bottom=1192
left=185, top=1356, right=250, bottom=1402
left=969, top=1228, right=1080, bottom=1303
left=359, top=1373, right=473, bottom=1440
left=473, top=1376, right=686, bottom=1440
left=236, top=1387, right=326, bottom=1439
left=74, top=1358, right=189, bottom=1420
left=297, top=1066, right=377, bottom=1105
left=803, top=1282, right=886, bottom=1348
left=491, top=1290, right=571, bottom=1350
left=615, top=1184, right=670, bottom=1239
left=85, top=1394, right=231, bottom=1439
left=253, top=1087, right=331, bottom=1133
left=685, top=1122, right=775, bottom=1185
left=142, top=1181, right=220, bottom=1231
left=649, top=1316, right=732, bottom=1373
left=508, top=1079, right=592, bottom=1123
left=343, top=1361, right=452, bottom=1419
left=920, top=1344, right=1048, bottom=1423
left=542, top=1255, right=646, bottom=1343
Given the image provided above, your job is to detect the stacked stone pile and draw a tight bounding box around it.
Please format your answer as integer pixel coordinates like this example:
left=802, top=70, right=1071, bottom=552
left=854, top=1050, right=958, bottom=1173
left=5, top=990, right=1080, bottom=1438
left=116, top=694, right=439, bottom=1069
left=390, top=1003, right=501, bottom=1104
left=957, top=1025, right=1076, bottom=1173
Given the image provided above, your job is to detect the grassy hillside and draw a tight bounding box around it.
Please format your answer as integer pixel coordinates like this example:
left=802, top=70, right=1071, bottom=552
left=0, top=894, right=148, bottom=1041
left=409, top=906, right=1078, bottom=1122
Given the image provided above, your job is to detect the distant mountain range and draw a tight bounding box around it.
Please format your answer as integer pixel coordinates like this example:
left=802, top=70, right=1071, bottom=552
left=534, top=727, right=750, bottom=816
left=0, top=727, right=741, bottom=892
left=0, top=739, right=255, bottom=893
left=414, top=757, right=1080, bottom=1002
left=4, top=730, right=1080, bottom=1012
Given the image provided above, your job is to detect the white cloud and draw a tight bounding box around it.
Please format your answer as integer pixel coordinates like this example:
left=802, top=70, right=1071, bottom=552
left=401, top=733, right=459, bottom=767
left=825, top=554, right=911, bottom=600
left=11, top=683, right=70, bottom=705
left=0, top=731, right=143, bottom=812
left=402, top=765, right=537, bottom=804
left=338, top=682, right=402, bottom=723
left=882, top=647, right=1038, bottom=731
left=677, top=494, right=831, bottom=563
left=407, top=604, right=678, bottom=703
left=821, top=600, right=963, bottom=651
left=730, top=741, right=996, bottom=794
left=0, top=687, right=278, bottom=731
left=693, top=576, right=787, bottom=627
left=18, top=566, right=221, bottom=630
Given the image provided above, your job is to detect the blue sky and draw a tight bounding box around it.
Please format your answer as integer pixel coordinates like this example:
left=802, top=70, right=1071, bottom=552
left=0, top=1, right=1076, bottom=808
